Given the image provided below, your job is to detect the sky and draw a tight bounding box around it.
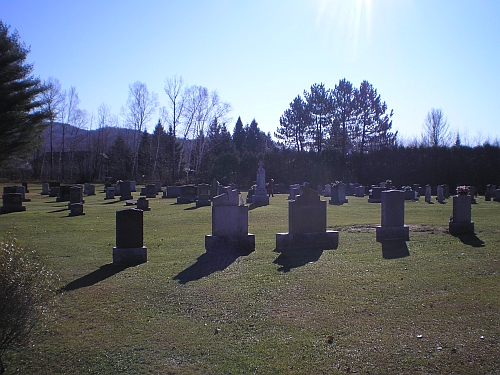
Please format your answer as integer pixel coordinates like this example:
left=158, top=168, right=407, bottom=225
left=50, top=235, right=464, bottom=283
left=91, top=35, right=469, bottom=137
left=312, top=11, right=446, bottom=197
left=2, top=0, right=500, bottom=144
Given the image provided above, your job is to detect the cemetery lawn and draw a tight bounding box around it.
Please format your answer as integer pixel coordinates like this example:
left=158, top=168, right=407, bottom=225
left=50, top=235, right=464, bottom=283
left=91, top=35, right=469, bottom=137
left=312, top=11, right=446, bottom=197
left=1, top=184, right=499, bottom=375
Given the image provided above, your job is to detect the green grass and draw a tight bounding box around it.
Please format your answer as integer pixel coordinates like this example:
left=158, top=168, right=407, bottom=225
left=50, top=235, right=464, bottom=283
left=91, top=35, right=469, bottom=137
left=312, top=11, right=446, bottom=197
left=1, top=184, right=499, bottom=374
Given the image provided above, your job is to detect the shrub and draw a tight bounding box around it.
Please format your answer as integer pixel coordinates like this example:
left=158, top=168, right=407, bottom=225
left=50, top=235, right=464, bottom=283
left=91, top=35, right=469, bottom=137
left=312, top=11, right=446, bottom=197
left=0, top=237, right=58, bottom=374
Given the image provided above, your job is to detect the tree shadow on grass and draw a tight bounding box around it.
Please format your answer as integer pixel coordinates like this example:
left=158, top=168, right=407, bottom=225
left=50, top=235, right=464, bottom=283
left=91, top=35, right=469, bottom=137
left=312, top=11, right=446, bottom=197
left=60, top=263, right=130, bottom=292
left=173, top=248, right=240, bottom=284
left=273, top=247, right=324, bottom=273
left=452, top=233, right=485, bottom=247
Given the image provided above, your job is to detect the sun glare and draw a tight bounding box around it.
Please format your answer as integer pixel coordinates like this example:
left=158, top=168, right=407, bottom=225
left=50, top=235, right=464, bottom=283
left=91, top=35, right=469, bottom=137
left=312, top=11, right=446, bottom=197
left=316, top=0, right=373, bottom=61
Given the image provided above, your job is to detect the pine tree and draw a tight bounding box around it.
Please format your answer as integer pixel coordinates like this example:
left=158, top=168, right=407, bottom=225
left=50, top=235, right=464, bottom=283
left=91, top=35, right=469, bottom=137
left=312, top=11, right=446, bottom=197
left=0, top=21, right=51, bottom=164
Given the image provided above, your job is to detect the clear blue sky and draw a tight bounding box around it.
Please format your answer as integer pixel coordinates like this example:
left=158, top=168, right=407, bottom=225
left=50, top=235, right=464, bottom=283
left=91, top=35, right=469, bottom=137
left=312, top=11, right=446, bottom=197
left=2, top=0, right=499, bottom=144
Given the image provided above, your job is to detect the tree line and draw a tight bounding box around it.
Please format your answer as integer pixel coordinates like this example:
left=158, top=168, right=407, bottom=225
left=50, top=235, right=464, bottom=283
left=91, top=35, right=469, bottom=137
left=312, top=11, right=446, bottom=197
left=2, top=20, right=500, bottom=193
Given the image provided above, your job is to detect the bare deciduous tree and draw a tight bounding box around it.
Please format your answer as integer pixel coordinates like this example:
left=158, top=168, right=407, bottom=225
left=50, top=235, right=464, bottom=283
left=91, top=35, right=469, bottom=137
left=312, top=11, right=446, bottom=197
left=122, top=81, right=158, bottom=179
left=41, top=77, right=65, bottom=180
left=422, top=108, right=451, bottom=147
left=164, top=76, right=186, bottom=180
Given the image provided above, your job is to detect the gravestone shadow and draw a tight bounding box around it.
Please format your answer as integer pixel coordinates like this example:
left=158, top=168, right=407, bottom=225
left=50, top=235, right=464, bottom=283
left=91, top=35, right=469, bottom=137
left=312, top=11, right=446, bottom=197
left=173, top=248, right=240, bottom=284
left=60, top=263, right=130, bottom=292
left=452, top=233, right=485, bottom=247
left=48, top=207, right=68, bottom=213
left=102, top=200, right=121, bottom=205
left=380, top=240, right=410, bottom=259
left=273, top=247, right=324, bottom=272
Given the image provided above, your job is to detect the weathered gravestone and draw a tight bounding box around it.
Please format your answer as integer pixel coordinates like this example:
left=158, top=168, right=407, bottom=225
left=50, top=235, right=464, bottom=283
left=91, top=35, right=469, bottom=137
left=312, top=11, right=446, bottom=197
left=368, top=186, right=384, bottom=203
left=329, top=182, right=348, bottom=205
left=205, top=186, right=255, bottom=255
left=69, top=202, right=85, bottom=216
left=425, top=184, right=432, bottom=203
left=276, top=185, right=338, bottom=251
left=0, top=193, right=26, bottom=214
left=114, top=182, right=121, bottom=196
left=403, top=187, right=418, bottom=201
left=177, top=185, right=198, bottom=204
left=246, top=186, right=255, bottom=204
left=120, top=180, right=133, bottom=201
left=196, top=183, right=211, bottom=207
left=113, top=209, right=147, bottom=266
left=449, top=194, right=474, bottom=235
left=484, top=184, right=492, bottom=201
left=436, top=185, right=445, bottom=203
left=355, top=185, right=365, bottom=198
left=288, top=184, right=300, bottom=200
left=41, top=183, right=49, bottom=195
left=68, top=185, right=84, bottom=209
left=56, top=185, right=72, bottom=202
left=251, top=161, right=269, bottom=207
left=145, top=184, right=157, bottom=199
left=324, top=184, right=332, bottom=197
left=136, top=197, right=150, bottom=211
left=130, top=181, right=136, bottom=192
left=210, top=178, right=219, bottom=199
left=87, top=184, right=95, bottom=196
left=376, top=190, right=410, bottom=242
left=166, top=185, right=181, bottom=198
left=22, top=182, right=29, bottom=193
left=494, top=189, right=500, bottom=202
left=105, top=187, right=115, bottom=200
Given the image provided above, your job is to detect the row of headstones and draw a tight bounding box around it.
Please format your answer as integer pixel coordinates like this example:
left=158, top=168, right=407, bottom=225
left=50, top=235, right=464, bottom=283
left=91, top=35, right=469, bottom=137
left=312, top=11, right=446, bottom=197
left=113, top=183, right=478, bottom=266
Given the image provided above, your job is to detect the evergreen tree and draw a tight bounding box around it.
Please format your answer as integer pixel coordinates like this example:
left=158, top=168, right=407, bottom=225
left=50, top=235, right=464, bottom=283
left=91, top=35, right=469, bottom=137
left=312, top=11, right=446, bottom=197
left=330, top=79, right=358, bottom=179
left=275, top=95, right=308, bottom=152
left=303, top=83, right=332, bottom=153
left=107, top=135, right=133, bottom=180
left=0, top=21, right=51, bottom=164
left=232, top=116, right=245, bottom=152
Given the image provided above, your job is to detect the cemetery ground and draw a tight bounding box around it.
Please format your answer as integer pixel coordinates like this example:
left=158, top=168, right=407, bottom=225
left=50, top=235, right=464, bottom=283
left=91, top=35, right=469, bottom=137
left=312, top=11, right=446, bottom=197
left=0, top=184, right=499, bottom=375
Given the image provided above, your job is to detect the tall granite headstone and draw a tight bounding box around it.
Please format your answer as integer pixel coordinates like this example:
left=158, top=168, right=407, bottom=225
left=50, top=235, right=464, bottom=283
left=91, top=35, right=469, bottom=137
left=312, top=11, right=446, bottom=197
left=113, top=209, right=147, bottom=265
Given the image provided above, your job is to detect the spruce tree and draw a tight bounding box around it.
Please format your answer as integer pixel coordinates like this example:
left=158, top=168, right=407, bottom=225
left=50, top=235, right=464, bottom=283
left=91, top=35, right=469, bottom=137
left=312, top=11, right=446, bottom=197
left=0, top=21, right=51, bottom=164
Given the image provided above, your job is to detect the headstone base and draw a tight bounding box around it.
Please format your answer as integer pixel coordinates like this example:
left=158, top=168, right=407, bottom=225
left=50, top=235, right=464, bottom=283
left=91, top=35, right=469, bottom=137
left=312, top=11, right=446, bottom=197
left=275, top=231, right=339, bottom=251
left=69, top=203, right=85, bottom=216
left=329, top=198, right=348, bottom=205
left=368, top=198, right=382, bottom=203
left=196, top=199, right=211, bottom=207
left=376, top=226, right=410, bottom=242
left=125, top=200, right=137, bottom=206
left=176, top=197, right=195, bottom=204
left=449, top=221, right=474, bottom=236
left=251, top=195, right=269, bottom=207
left=0, top=206, right=26, bottom=214
left=205, top=234, right=255, bottom=255
left=112, top=246, right=148, bottom=266
left=120, top=195, right=133, bottom=201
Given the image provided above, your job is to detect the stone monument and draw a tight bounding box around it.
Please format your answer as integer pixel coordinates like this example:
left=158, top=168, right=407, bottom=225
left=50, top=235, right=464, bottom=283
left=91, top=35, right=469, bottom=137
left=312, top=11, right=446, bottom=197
left=113, top=209, right=147, bottom=265
left=276, top=185, right=338, bottom=251
left=205, top=187, right=255, bottom=255
left=449, top=194, right=474, bottom=235
left=376, top=190, right=410, bottom=242
left=251, top=161, right=269, bottom=207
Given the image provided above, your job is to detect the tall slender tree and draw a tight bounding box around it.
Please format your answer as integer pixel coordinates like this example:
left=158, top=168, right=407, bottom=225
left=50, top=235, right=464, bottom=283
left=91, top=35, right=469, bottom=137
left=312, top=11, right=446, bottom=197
left=330, top=79, right=357, bottom=178
left=122, top=81, right=158, bottom=179
left=303, top=83, right=332, bottom=153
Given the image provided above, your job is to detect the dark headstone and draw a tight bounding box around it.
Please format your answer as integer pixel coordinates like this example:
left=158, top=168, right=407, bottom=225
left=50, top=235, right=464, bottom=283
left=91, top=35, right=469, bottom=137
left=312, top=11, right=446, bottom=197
left=113, top=209, right=147, bottom=265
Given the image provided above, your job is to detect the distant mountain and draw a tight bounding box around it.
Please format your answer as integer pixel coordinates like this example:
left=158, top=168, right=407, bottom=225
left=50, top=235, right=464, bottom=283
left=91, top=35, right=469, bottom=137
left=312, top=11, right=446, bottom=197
left=40, top=123, right=143, bottom=152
